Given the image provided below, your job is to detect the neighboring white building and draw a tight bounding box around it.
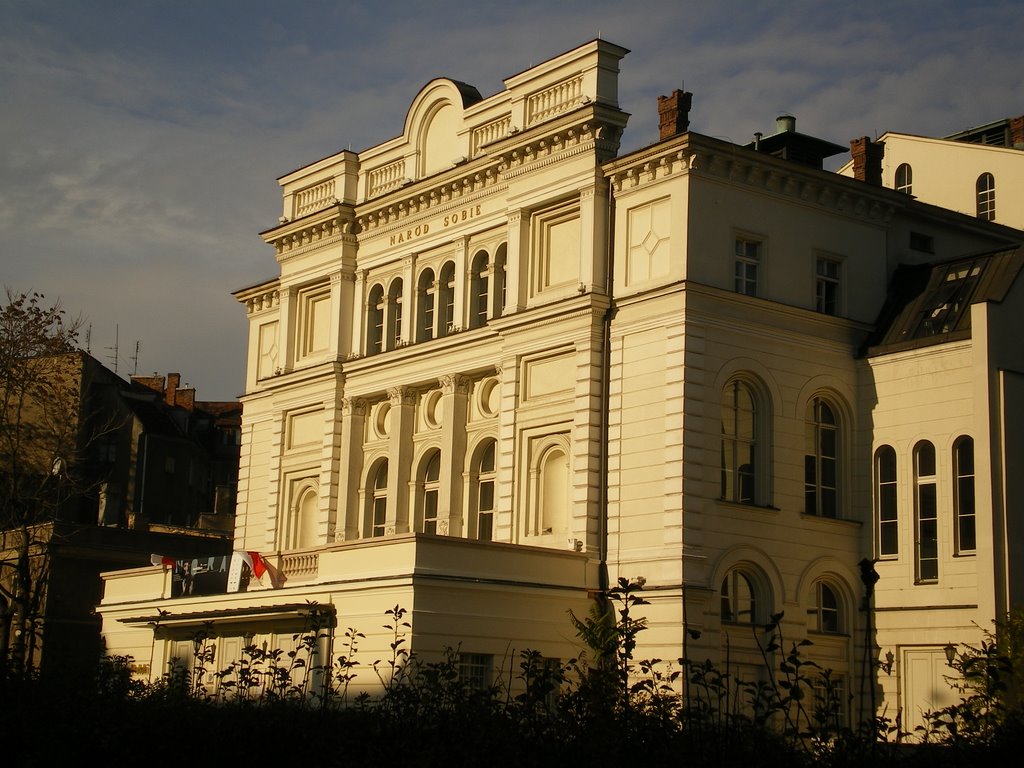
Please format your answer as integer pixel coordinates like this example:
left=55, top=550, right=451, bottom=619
left=98, top=41, right=1024, bottom=733
left=837, top=116, right=1024, bottom=229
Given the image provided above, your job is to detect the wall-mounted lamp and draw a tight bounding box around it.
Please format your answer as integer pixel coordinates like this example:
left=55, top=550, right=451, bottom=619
left=944, top=643, right=957, bottom=667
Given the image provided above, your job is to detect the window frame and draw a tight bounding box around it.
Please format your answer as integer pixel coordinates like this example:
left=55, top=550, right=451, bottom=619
left=419, top=450, right=441, bottom=535
left=976, top=172, right=995, bottom=221
left=720, top=379, right=760, bottom=505
left=734, top=237, right=761, bottom=296
left=366, top=283, right=385, bottom=355
left=807, top=580, right=843, bottom=635
left=875, top=445, right=899, bottom=557
left=895, top=163, right=913, bottom=195
left=721, top=569, right=758, bottom=625
left=914, top=441, right=939, bottom=582
left=815, top=256, right=841, bottom=316
left=368, top=460, right=389, bottom=538
left=473, top=439, right=496, bottom=541
left=805, top=396, right=841, bottom=518
left=953, top=436, right=976, bottom=555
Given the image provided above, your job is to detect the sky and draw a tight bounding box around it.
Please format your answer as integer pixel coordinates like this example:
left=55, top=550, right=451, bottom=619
left=1, top=0, right=1022, bottom=400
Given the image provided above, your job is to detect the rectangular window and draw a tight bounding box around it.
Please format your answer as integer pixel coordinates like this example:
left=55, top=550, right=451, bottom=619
left=734, top=238, right=760, bottom=296
left=372, top=497, right=387, bottom=538
left=815, top=258, right=840, bottom=315
left=459, top=653, right=493, bottom=691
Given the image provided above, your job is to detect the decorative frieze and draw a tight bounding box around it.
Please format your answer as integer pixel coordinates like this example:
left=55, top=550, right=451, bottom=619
left=266, top=213, right=355, bottom=257
left=244, top=289, right=280, bottom=315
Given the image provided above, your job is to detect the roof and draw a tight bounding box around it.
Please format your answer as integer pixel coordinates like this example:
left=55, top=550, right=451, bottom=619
left=865, top=246, right=1024, bottom=356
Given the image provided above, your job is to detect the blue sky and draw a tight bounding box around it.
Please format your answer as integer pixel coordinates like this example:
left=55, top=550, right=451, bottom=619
left=2, top=0, right=1022, bottom=399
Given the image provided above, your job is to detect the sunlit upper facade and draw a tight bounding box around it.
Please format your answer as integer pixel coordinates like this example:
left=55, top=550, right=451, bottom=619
left=99, top=41, right=1024, bottom=732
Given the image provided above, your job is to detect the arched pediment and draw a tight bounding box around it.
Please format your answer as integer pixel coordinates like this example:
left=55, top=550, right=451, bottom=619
left=402, top=79, right=482, bottom=178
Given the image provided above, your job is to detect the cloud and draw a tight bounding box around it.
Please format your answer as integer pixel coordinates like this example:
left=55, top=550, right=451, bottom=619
left=1, top=0, right=1022, bottom=398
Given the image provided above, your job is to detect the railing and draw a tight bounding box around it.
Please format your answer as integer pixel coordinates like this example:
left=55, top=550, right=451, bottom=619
left=471, top=115, right=512, bottom=156
left=280, top=550, right=319, bottom=581
left=526, top=76, right=585, bottom=127
left=367, top=159, right=407, bottom=198
left=293, top=179, right=336, bottom=218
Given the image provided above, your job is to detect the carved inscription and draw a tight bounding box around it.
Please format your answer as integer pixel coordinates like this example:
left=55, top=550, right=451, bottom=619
left=389, top=204, right=484, bottom=245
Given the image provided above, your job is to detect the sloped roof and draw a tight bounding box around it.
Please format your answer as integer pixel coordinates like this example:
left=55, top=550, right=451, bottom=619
left=865, top=246, right=1024, bottom=356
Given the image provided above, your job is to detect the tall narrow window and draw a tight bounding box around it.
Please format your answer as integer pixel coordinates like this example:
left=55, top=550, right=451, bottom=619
left=416, top=269, right=435, bottom=343
left=475, top=440, right=496, bottom=541
left=807, top=581, right=842, bottom=634
left=954, top=436, right=976, bottom=554
left=976, top=173, right=995, bottom=221
left=421, top=451, right=441, bottom=535
left=439, top=261, right=456, bottom=337
left=370, top=461, right=388, bottom=538
left=875, top=446, right=899, bottom=557
left=387, top=278, right=403, bottom=350
left=805, top=397, right=839, bottom=518
left=914, top=441, right=938, bottom=582
left=367, top=284, right=385, bottom=355
left=721, top=569, right=757, bottom=624
left=470, top=250, right=490, bottom=329
left=493, top=243, right=507, bottom=319
left=721, top=380, right=757, bottom=504
left=816, top=258, right=840, bottom=315
left=895, top=163, right=913, bottom=195
left=734, top=238, right=760, bottom=296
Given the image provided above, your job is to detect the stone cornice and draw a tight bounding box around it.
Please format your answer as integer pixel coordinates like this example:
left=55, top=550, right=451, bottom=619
left=261, top=207, right=358, bottom=259
left=234, top=279, right=282, bottom=314
left=606, top=134, right=899, bottom=226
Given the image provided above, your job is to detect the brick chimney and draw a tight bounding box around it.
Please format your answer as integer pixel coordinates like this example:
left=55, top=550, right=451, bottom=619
left=658, top=89, right=693, bottom=140
left=1010, top=115, right=1024, bottom=150
left=165, top=373, right=180, bottom=407
left=850, top=137, right=883, bottom=185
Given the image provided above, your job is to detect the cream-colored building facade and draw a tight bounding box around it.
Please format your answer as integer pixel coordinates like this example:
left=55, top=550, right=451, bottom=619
left=837, top=120, right=1024, bottom=229
left=99, top=41, right=1024, bottom=730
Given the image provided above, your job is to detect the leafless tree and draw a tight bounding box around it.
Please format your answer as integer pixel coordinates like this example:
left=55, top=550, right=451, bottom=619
left=0, top=289, right=87, bottom=677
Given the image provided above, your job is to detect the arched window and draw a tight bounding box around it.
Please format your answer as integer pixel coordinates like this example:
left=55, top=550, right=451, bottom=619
left=914, top=441, right=938, bottom=582
left=721, top=569, right=757, bottom=624
left=875, top=446, right=898, bottom=557
left=493, top=243, right=507, bottom=319
left=895, top=163, right=912, bottom=195
left=367, top=284, right=385, bottom=355
left=954, top=436, right=975, bottom=554
left=387, top=278, right=403, bottom=350
left=474, top=440, right=496, bottom=541
left=805, top=397, right=840, bottom=518
left=976, top=172, right=995, bottom=221
left=369, top=461, right=389, bottom=538
left=416, top=269, right=435, bottom=343
left=439, top=261, right=456, bottom=337
left=470, top=250, right=490, bottom=329
left=420, top=450, right=441, bottom=534
left=721, top=380, right=758, bottom=504
left=807, top=580, right=842, bottom=634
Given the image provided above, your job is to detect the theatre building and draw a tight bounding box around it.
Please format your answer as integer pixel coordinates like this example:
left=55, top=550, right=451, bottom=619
left=98, top=40, right=1024, bottom=731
